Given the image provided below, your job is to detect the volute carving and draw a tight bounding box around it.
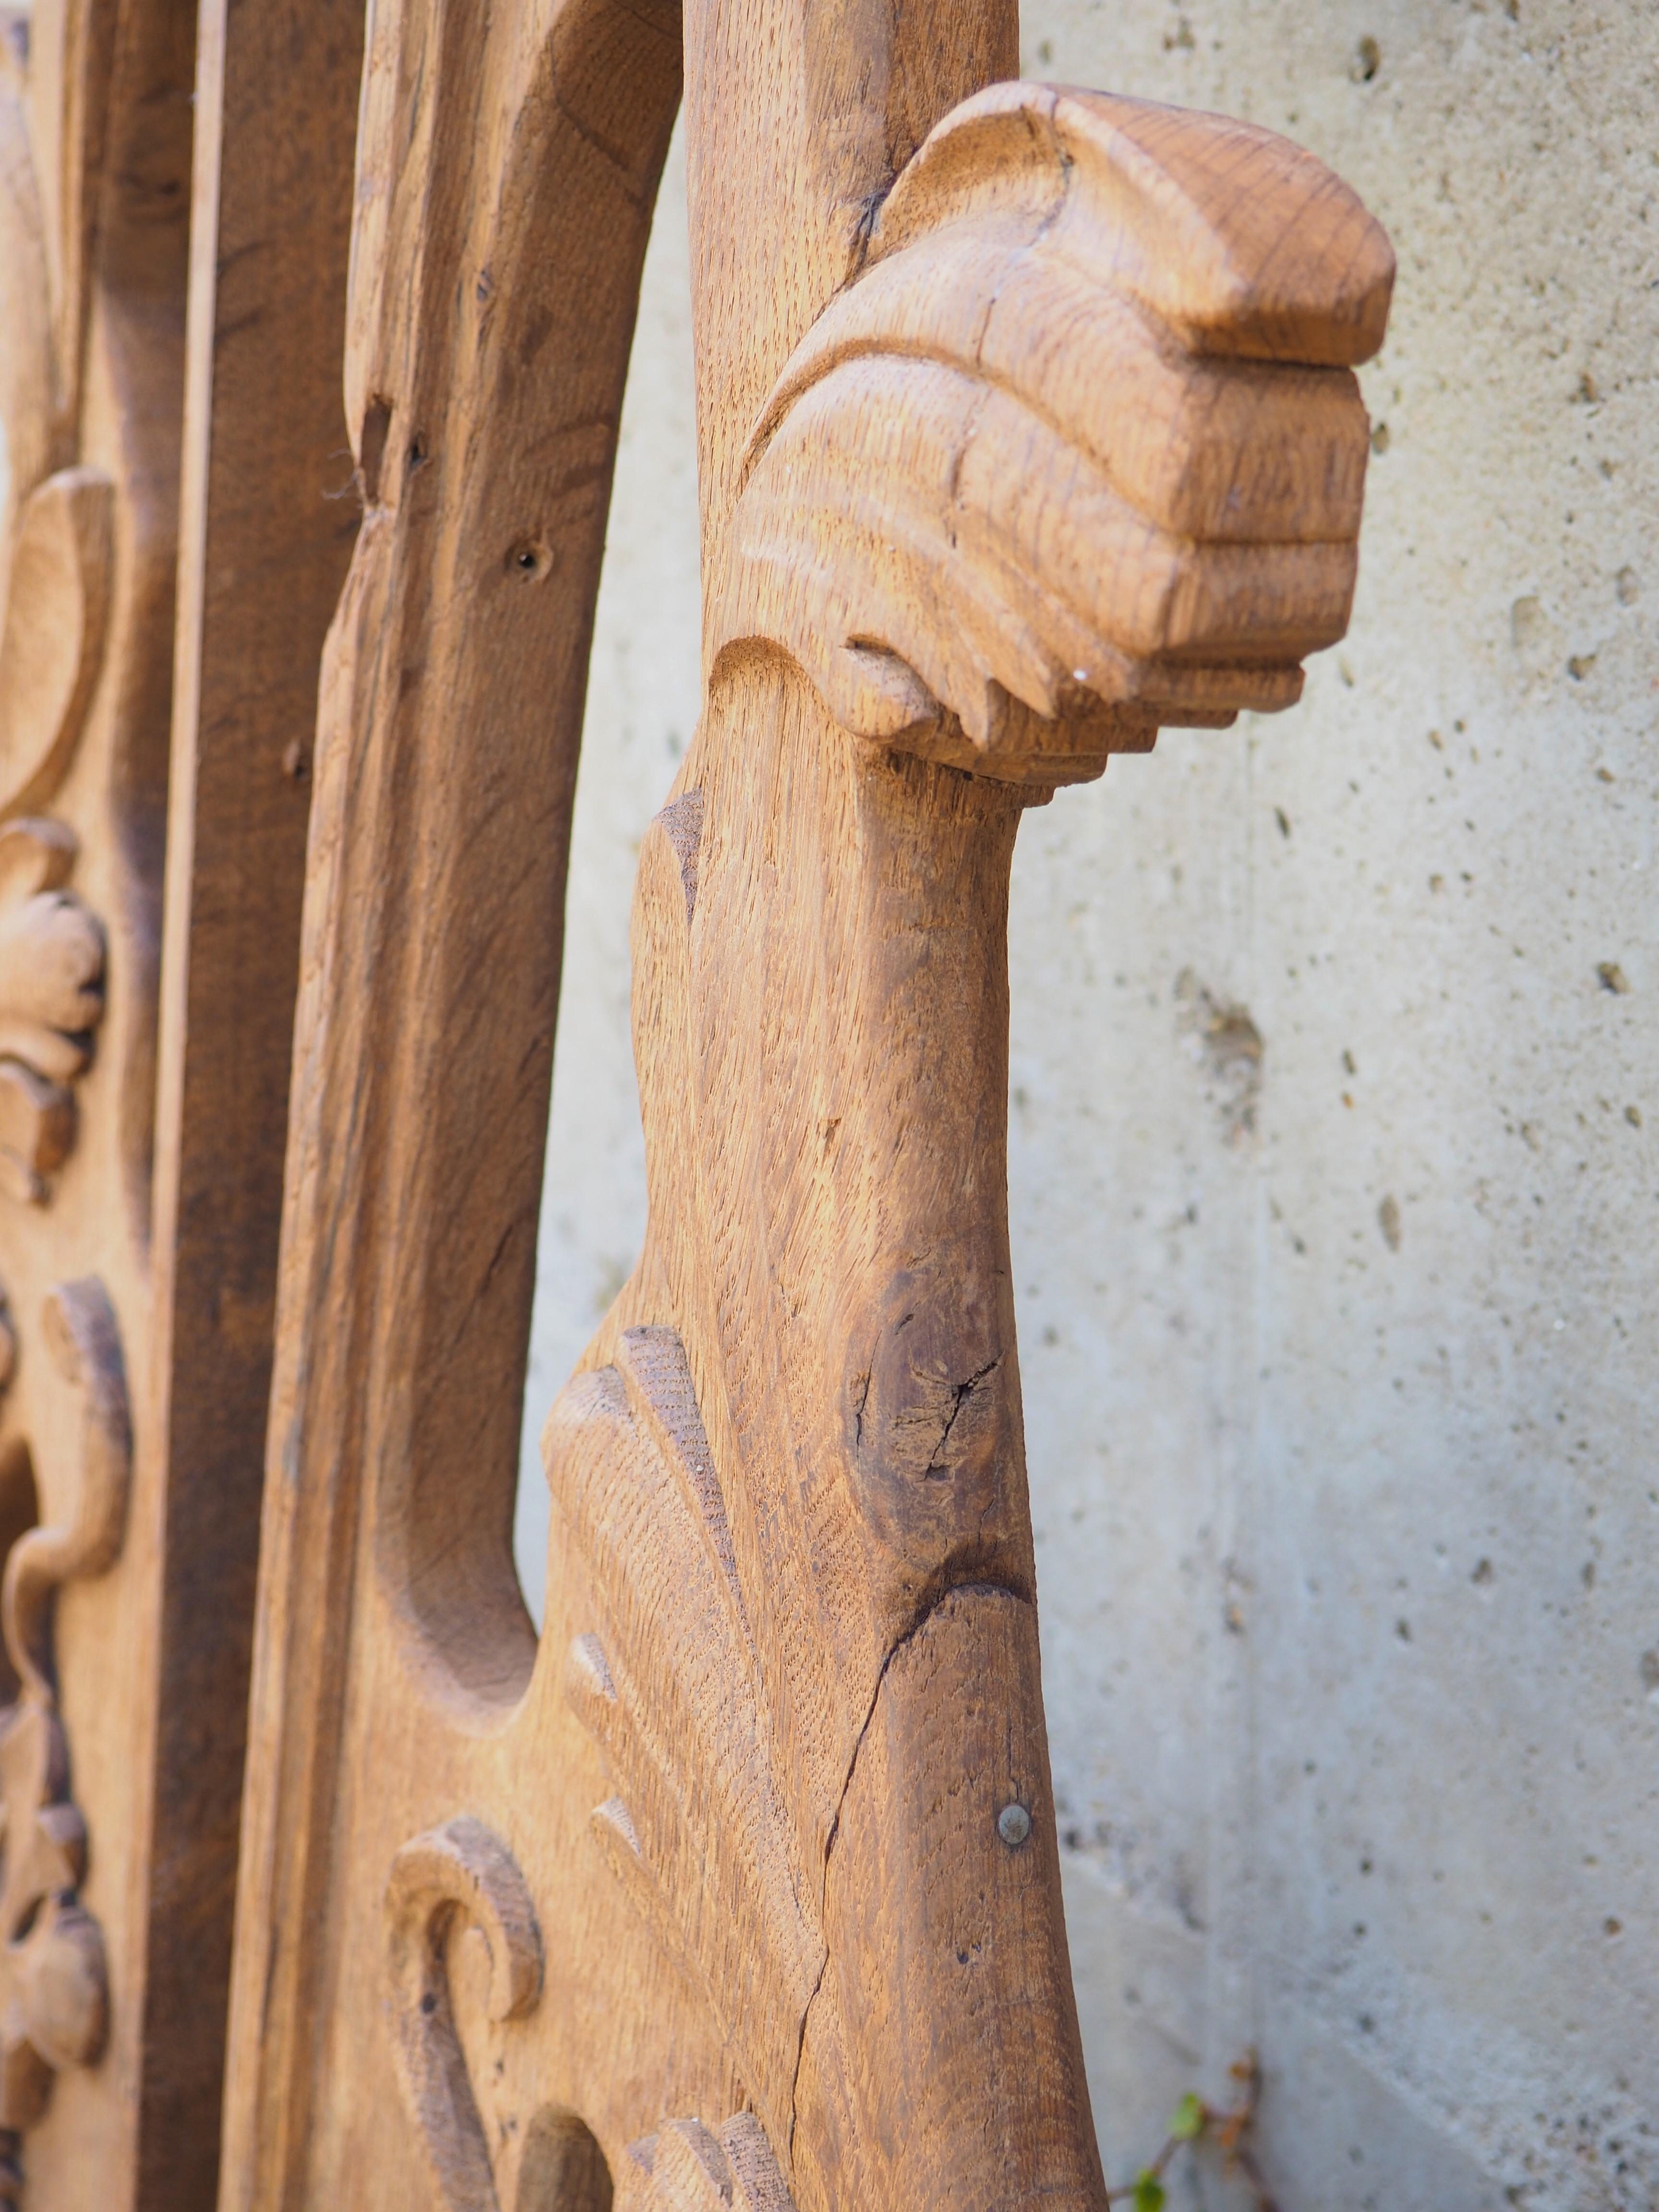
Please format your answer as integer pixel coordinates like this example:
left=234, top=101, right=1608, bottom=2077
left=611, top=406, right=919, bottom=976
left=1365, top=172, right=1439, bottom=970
left=222, top=1, right=1391, bottom=2208
left=385, top=1817, right=544, bottom=2212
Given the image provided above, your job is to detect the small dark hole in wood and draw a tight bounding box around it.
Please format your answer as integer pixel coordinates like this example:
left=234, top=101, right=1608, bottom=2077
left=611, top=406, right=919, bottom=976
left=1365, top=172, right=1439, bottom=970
left=508, top=540, right=553, bottom=582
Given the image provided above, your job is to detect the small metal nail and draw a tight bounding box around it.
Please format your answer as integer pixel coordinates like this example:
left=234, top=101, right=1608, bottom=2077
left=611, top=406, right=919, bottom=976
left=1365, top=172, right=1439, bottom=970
left=997, top=1802, right=1031, bottom=1849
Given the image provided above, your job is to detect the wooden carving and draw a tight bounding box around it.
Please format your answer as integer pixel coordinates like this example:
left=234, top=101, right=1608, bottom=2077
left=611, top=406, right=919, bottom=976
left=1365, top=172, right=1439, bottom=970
left=0, top=822, right=104, bottom=1206
left=222, top=4, right=1390, bottom=2211
left=0, top=1, right=191, bottom=2196
left=0, top=1278, right=129, bottom=2192
left=0, top=0, right=361, bottom=2200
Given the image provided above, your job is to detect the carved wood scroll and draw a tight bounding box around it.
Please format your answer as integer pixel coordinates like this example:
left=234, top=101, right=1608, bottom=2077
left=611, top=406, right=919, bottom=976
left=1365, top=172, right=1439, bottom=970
left=222, top=2, right=1391, bottom=2210
left=0, top=2, right=184, bottom=2198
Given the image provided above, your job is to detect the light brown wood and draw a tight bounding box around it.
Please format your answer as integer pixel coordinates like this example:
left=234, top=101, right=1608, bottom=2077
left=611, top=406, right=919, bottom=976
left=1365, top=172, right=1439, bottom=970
left=0, top=2, right=196, bottom=2197
left=0, top=0, right=361, bottom=2201
left=223, top=8, right=1390, bottom=2212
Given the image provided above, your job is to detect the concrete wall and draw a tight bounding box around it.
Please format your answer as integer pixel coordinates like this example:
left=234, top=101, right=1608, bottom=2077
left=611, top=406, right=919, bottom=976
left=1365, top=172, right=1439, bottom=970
left=514, top=7, right=1659, bottom=2204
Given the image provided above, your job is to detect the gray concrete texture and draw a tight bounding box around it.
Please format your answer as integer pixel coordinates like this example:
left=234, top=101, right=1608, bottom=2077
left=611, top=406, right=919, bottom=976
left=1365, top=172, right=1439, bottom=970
left=513, top=6, right=1659, bottom=2205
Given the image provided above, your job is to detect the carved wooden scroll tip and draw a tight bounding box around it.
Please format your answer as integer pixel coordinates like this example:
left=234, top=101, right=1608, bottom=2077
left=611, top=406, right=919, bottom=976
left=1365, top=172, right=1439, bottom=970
left=714, top=81, right=1393, bottom=785
left=386, top=1817, right=543, bottom=2212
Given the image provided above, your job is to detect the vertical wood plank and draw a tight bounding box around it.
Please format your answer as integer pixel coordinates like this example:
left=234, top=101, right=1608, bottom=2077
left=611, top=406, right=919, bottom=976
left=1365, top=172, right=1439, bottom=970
left=135, top=0, right=364, bottom=2199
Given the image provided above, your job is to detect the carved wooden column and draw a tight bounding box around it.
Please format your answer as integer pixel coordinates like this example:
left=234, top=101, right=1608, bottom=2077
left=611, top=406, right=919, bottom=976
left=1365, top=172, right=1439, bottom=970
left=221, top=1, right=1391, bottom=2208
left=0, top=0, right=359, bottom=2203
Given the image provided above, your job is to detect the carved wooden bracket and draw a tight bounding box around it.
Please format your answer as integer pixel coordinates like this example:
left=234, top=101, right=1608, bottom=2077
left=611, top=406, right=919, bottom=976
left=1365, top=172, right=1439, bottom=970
left=222, top=3, right=1393, bottom=2207
left=0, top=0, right=364, bottom=2192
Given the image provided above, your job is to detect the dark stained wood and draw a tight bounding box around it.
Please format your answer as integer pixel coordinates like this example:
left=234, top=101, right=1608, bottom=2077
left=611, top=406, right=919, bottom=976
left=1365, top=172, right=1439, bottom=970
left=136, top=0, right=363, bottom=2199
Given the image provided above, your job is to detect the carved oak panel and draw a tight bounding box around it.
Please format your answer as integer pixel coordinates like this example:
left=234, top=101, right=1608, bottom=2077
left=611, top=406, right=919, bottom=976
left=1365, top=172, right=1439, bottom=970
left=0, top=0, right=361, bottom=2202
left=221, top=1, right=1391, bottom=2209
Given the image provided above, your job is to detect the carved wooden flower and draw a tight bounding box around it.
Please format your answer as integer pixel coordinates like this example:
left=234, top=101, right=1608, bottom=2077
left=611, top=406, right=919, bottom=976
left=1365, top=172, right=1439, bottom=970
left=0, top=820, right=106, bottom=1203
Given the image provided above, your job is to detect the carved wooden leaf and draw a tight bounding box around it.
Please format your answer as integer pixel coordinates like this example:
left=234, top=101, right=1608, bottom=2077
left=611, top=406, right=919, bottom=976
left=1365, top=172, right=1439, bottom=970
left=0, top=469, right=113, bottom=818
left=713, top=83, right=1394, bottom=781
left=545, top=1326, right=822, bottom=2151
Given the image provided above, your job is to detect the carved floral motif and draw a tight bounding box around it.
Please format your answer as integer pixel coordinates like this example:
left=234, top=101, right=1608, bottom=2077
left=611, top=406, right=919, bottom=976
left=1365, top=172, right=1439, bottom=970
left=0, top=821, right=105, bottom=1204
left=0, top=27, right=116, bottom=1215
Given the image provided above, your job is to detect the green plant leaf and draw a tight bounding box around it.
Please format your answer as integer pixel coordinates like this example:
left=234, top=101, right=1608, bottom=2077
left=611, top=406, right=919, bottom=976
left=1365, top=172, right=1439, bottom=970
left=1169, top=2091, right=1205, bottom=2141
left=1132, top=2173, right=1166, bottom=2212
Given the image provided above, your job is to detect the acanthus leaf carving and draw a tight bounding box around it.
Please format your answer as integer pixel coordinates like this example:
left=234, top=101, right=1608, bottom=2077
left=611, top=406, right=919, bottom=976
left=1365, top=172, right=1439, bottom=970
left=713, top=82, right=1394, bottom=785
left=0, top=30, right=115, bottom=829
left=0, top=468, right=114, bottom=820
left=0, top=21, right=119, bottom=1210
left=624, top=2114, right=797, bottom=2212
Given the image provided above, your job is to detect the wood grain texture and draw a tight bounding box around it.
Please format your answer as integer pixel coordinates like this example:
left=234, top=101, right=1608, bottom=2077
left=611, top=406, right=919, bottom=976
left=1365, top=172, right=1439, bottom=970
left=221, top=3, right=1391, bottom=2210
left=0, top=0, right=362, bottom=2200
left=0, top=0, right=198, bottom=2200
left=218, top=0, right=683, bottom=2200
left=714, top=82, right=1391, bottom=778
left=135, top=0, right=363, bottom=2196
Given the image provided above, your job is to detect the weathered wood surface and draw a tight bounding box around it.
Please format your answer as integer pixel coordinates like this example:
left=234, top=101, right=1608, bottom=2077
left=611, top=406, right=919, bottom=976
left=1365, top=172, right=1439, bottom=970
left=0, top=0, right=359, bottom=2201
left=221, top=1, right=1391, bottom=2209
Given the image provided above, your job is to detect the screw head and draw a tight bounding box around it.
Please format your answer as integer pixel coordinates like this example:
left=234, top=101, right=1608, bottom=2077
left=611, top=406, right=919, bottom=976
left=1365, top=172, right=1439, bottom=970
left=997, top=1802, right=1032, bottom=1849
